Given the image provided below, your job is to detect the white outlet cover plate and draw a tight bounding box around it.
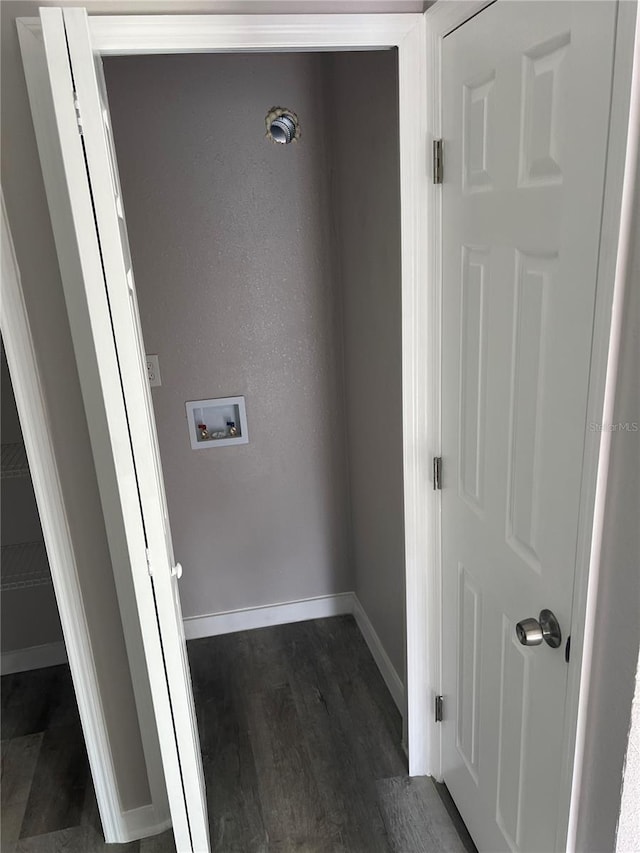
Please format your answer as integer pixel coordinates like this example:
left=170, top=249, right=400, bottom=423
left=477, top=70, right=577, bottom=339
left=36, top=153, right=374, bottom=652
left=146, top=354, right=161, bottom=387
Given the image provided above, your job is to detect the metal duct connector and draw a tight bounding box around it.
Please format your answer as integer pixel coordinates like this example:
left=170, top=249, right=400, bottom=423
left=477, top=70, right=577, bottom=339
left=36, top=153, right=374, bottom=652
left=265, top=107, right=300, bottom=145
left=270, top=115, right=296, bottom=144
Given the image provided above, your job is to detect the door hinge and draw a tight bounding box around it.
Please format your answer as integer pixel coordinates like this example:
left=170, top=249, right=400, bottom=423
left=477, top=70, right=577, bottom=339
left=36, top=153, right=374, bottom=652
left=145, top=549, right=153, bottom=577
left=433, top=138, right=443, bottom=184
left=433, top=456, right=443, bottom=490
left=73, top=92, right=83, bottom=135
left=435, top=695, right=444, bottom=723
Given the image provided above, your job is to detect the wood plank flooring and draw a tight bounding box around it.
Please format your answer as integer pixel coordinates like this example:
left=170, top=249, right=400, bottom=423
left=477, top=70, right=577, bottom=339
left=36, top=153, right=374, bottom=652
left=2, top=616, right=475, bottom=853
left=188, top=616, right=475, bottom=852
left=0, top=665, right=175, bottom=853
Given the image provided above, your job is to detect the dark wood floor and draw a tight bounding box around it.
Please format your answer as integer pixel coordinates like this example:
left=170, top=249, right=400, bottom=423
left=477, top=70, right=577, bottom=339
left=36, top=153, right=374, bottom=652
left=2, top=616, right=474, bottom=853
left=0, top=664, right=175, bottom=853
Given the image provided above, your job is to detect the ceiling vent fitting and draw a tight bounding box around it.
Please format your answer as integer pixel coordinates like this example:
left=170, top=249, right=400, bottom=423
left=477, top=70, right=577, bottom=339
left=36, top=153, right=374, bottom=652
left=265, top=107, right=300, bottom=145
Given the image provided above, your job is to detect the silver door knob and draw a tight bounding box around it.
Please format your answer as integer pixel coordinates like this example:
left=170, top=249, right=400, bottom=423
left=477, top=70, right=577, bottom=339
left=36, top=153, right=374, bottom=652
left=516, top=609, right=562, bottom=648
left=171, top=562, right=183, bottom=579
left=516, top=617, right=543, bottom=645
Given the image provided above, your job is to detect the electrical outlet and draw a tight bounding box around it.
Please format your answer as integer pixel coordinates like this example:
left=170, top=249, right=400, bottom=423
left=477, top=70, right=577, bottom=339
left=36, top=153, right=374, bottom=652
left=146, top=354, right=161, bottom=387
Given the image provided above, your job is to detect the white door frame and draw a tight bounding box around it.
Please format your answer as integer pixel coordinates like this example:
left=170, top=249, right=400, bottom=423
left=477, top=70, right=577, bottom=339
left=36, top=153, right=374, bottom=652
left=13, top=3, right=639, bottom=848
left=0, top=191, right=135, bottom=841
left=16, top=0, right=432, bottom=805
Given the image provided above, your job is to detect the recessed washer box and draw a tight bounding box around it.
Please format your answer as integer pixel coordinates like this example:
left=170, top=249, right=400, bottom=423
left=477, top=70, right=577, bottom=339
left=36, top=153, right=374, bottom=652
left=185, top=396, right=249, bottom=450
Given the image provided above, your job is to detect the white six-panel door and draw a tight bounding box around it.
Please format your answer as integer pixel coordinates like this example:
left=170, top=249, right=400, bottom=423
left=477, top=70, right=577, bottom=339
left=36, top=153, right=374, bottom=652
left=440, top=3, right=618, bottom=851
left=39, top=8, right=210, bottom=851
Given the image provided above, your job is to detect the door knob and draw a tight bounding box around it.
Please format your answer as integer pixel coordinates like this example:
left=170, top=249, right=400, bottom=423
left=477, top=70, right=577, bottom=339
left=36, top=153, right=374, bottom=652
left=516, top=609, right=562, bottom=648
left=171, top=562, right=183, bottom=579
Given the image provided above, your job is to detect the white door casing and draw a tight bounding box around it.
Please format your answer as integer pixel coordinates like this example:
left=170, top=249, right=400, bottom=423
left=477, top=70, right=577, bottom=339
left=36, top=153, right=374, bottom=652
left=25, top=3, right=432, bottom=791
left=39, top=8, right=210, bottom=851
left=440, top=3, right=618, bottom=852
left=20, top=11, right=433, bottom=847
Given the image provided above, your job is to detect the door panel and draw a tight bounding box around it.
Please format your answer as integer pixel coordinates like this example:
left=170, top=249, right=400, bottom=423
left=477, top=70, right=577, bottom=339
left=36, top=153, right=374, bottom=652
left=40, top=8, right=209, bottom=851
left=440, top=3, right=617, bottom=851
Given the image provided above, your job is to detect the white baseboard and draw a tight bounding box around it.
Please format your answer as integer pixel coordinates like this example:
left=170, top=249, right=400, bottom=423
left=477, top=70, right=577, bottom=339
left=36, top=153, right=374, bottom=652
left=183, top=591, right=354, bottom=640
left=119, top=804, right=172, bottom=843
left=352, top=595, right=405, bottom=713
left=183, top=591, right=405, bottom=713
left=1, top=640, right=67, bottom=675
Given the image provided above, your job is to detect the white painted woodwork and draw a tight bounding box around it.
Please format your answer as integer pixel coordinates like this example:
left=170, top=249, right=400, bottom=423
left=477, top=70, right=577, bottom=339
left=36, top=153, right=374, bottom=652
left=63, top=9, right=211, bottom=851
left=440, top=3, right=618, bottom=851
left=1, top=190, right=126, bottom=841
left=87, top=13, right=419, bottom=55
left=33, top=4, right=429, bottom=842
left=38, top=8, right=208, bottom=850
left=564, top=4, right=639, bottom=848
left=82, top=8, right=435, bottom=779
left=17, top=18, right=171, bottom=842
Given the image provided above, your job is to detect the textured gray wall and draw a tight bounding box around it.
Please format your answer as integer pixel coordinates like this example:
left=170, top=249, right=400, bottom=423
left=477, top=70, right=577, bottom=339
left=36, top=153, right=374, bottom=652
left=329, top=51, right=406, bottom=679
left=104, top=52, right=352, bottom=618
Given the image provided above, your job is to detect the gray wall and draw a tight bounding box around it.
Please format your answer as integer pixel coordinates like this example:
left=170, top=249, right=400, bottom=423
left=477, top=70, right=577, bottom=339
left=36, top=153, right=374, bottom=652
left=1, top=344, right=63, bottom=652
left=104, top=52, right=352, bottom=617
left=1, top=586, right=62, bottom=651
left=328, top=52, right=406, bottom=679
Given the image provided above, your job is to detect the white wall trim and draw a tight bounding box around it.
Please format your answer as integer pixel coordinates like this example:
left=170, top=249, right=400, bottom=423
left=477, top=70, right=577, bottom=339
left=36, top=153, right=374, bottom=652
left=352, top=595, right=404, bottom=713
left=183, top=592, right=354, bottom=639
left=396, top=12, right=431, bottom=777
left=17, top=17, right=172, bottom=842
left=183, top=591, right=405, bottom=713
left=0, top=189, right=126, bottom=842
left=18, top=7, right=429, bottom=787
left=566, top=4, right=640, bottom=850
left=422, top=0, right=495, bottom=786
left=86, top=6, right=430, bottom=779
left=0, top=641, right=67, bottom=676
left=121, top=805, right=172, bottom=842
left=87, top=13, right=420, bottom=55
